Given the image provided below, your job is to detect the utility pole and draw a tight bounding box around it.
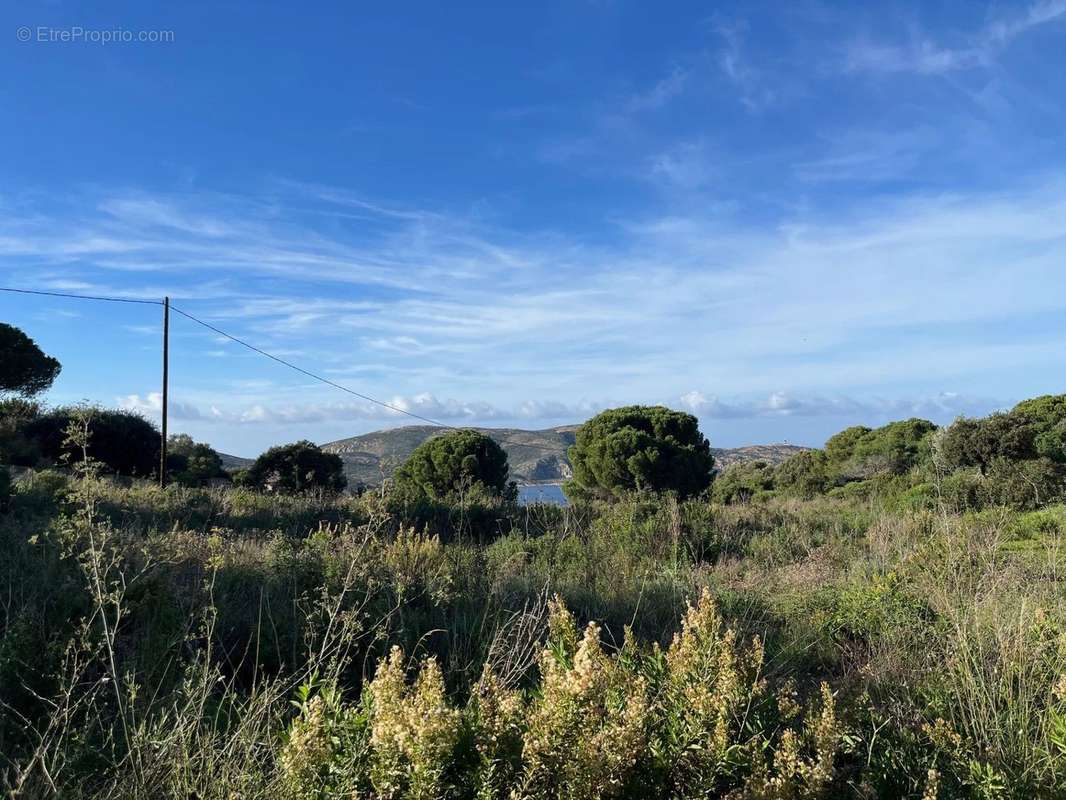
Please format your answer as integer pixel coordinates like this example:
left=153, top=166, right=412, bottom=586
left=160, top=296, right=169, bottom=488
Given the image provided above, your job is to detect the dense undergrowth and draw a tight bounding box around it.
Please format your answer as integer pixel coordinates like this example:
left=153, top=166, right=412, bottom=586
left=0, top=468, right=1064, bottom=798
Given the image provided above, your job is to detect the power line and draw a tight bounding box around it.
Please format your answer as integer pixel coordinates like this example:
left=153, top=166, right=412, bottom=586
left=0, top=284, right=569, bottom=456
left=0, top=286, right=163, bottom=305
left=170, top=304, right=567, bottom=455
left=170, top=304, right=464, bottom=429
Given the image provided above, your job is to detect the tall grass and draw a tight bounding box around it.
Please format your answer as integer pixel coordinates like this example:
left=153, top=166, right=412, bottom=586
left=0, top=467, right=1063, bottom=798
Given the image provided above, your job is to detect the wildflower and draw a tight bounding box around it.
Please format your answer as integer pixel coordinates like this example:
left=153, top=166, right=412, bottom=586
left=369, top=647, right=461, bottom=800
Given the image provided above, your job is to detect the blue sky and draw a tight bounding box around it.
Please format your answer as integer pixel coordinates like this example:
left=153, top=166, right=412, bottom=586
left=2, top=1, right=1065, bottom=456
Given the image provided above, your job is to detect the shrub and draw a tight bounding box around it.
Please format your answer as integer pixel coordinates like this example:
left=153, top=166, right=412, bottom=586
left=984, top=457, right=1066, bottom=511
left=775, top=450, right=830, bottom=499
left=26, top=405, right=160, bottom=476
left=939, top=413, right=1037, bottom=475
left=565, top=406, right=713, bottom=501
left=851, top=418, right=937, bottom=478
left=166, top=433, right=225, bottom=486
left=0, top=398, right=44, bottom=466
left=0, top=466, right=10, bottom=511
left=712, top=461, right=776, bottom=504
left=825, top=425, right=871, bottom=471
left=245, top=440, right=346, bottom=494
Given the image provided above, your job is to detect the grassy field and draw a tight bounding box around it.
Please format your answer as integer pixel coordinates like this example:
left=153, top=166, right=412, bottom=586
left=0, top=470, right=1064, bottom=798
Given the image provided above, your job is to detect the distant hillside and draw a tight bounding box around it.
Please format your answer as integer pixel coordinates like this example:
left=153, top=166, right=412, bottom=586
left=319, top=425, right=807, bottom=486
left=711, top=444, right=809, bottom=470
left=219, top=452, right=253, bottom=471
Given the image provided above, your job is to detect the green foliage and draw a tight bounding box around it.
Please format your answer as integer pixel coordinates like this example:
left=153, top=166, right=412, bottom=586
left=823, top=419, right=936, bottom=484
left=565, top=405, right=713, bottom=501
left=775, top=449, right=830, bottom=498
left=0, top=398, right=44, bottom=466
left=1035, top=424, right=1066, bottom=463
left=1013, top=395, right=1066, bottom=464
left=983, top=457, right=1066, bottom=511
left=166, top=433, right=225, bottom=486
left=0, top=466, right=10, bottom=511
left=824, top=425, right=871, bottom=470
left=0, top=323, right=61, bottom=397
left=4, top=398, right=1066, bottom=797
left=814, top=572, right=932, bottom=646
left=26, top=405, right=161, bottom=476
left=393, top=429, right=510, bottom=501
left=246, top=440, right=346, bottom=494
left=939, top=413, right=1037, bottom=474
left=850, top=418, right=937, bottom=477
left=1011, top=394, right=1066, bottom=429
left=711, top=460, right=775, bottom=504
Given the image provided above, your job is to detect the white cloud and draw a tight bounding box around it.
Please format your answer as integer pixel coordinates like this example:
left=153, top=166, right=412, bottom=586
left=116, top=392, right=600, bottom=426
left=646, top=140, right=717, bottom=189
left=844, top=1, right=1066, bottom=75
left=625, top=66, right=689, bottom=113
left=6, top=174, right=1066, bottom=430
left=794, top=127, right=937, bottom=183
left=714, top=19, right=778, bottom=110
left=118, top=388, right=1002, bottom=433
left=679, top=390, right=1001, bottom=421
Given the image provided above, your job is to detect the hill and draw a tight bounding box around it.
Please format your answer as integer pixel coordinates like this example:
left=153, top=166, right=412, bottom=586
left=318, top=425, right=807, bottom=486
left=219, top=452, right=253, bottom=471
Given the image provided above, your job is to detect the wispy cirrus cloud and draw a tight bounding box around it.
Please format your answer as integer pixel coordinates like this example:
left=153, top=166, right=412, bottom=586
left=4, top=170, right=1066, bottom=454
left=844, top=0, right=1066, bottom=75
left=713, top=18, right=778, bottom=111
left=624, top=65, right=689, bottom=113
left=6, top=176, right=1066, bottom=398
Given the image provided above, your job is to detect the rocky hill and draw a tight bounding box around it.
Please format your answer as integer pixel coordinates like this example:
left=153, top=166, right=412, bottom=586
left=218, top=452, right=253, bottom=471
left=316, top=425, right=807, bottom=487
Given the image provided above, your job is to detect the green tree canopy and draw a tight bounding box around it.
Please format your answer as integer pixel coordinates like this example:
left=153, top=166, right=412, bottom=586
left=166, top=433, right=225, bottom=486
left=1011, top=395, right=1066, bottom=464
left=1011, top=394, right=1066, bottom=428
left=27, top=406, right=160, bottom=476
left=565, top=405, right=713, bottom=501
left=851, top=418, right=937, bottom=476
left=938, top=413, right=1036, bottom=475
left=393, top=429, right=510, bottom=500
left=824, top=425, right=871, bottom=469
left=774, top=449, right=830, bottom=498
left=246, top=440, right=346, bottom=494
left=0, top=323, right=61, bottom=397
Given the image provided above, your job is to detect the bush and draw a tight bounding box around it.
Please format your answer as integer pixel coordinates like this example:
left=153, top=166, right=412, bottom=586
left=939, top=413, right=1037, bottom=475
left=26, top=405, right=160, bottom=476
left=775, top=450, right=830, bottom=498
left=280, top=592, right=845, bottom=799
left=711, top=461, right=775, bottom=504
left=565, top=405, right=713, bottom=501
left=166, top=433, right=225, bottom=486
left=0, top=398, right=43, bottom=466
left=985, top=457, right=1066, bottom=511
left=850, top=418, right=937, bottom=478
left=245, top=440, right=346, bottom=494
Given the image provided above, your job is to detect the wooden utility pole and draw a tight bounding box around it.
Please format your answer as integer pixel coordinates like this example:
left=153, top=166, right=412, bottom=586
left=160, top=296, right=170, bottom=488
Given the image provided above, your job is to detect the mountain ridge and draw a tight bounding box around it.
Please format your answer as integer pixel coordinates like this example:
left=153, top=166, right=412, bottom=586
left=294, top=424, right=810, bottom=487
